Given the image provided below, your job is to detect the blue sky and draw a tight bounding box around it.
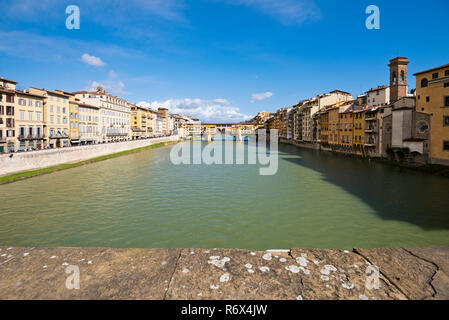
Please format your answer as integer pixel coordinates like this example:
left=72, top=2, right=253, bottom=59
left=0, top=0, right=448, bottom=122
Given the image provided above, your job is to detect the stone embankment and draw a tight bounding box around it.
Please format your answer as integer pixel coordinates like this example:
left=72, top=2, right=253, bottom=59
left=0, top=136, right=179, bottom=177
left=0, top=246, right=448, bottom=300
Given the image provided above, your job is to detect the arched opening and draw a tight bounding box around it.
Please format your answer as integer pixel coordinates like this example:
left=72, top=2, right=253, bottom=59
left=411, top=152, right=426, bottom=165
left=386, top=149, right=394, bottom=161
left=392, top=71, right=397, bottom=84
left=421, top=78, right=428, bottom=88
left=400, top=70, right=405, bottom=83
left=395, top=150, right=405, bottom=162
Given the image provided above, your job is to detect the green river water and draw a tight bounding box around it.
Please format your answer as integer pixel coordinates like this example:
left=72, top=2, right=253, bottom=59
left=1, top=141, right=448, bottom=250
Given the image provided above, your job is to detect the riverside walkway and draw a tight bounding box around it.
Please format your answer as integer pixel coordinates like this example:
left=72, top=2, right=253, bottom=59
left=0, top=246, right=448, bottom=300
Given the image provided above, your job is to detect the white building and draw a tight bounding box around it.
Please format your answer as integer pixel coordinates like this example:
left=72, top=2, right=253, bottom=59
left=367, top=86, right=390, bottom=107
left=73, top=87, right=131, bottom=143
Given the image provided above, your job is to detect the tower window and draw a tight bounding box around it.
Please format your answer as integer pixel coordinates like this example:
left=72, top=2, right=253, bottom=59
left=392, top=72, right=397, bottom=84
left=401, top=70, right=405, bottom=82
left=421, top=78, right=428, bottom=87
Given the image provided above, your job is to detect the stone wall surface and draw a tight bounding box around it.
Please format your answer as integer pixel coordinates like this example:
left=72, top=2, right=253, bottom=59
left=0, top=246, right=447, bottom=300
left=0, top=136, right=179, bottom=177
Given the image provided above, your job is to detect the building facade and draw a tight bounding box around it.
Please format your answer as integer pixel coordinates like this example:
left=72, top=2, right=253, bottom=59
left=414, top=63, right=449, bottom=165
left=15, top=90, right=45, bottom=151
left=0, top=77, right=17, bottom=153
left=73, top=87, right=131, bottom=143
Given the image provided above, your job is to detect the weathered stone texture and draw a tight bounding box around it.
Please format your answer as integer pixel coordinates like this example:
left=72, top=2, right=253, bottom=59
left=1, top=246, right=448, bottom=300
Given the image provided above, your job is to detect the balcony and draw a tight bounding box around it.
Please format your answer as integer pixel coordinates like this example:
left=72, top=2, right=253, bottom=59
left=365, top=126, right=378, bottom=133
left=19, top=135, right=44, bottom=141
left=49, top=133, right=69, bottom=139
left=106, top=133, right=128, bottom=137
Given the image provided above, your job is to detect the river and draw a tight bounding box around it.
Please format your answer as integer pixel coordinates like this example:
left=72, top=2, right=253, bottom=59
left=1, top=141, right=448, bottom=250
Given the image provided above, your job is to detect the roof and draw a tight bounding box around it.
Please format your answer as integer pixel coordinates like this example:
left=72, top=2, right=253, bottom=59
left=330, top=89, right=352, bottom=96
left=413, top=63, right=449, bottom=76
left=0, top=77, right=17, bottom=84
left=368, top=85, right=389, bottom=93
left=15, top=90, right=45, bottom=99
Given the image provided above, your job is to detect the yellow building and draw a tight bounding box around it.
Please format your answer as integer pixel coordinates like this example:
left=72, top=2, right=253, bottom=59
left=353, top=109, right=365, bottom=154
left=131, top=105, right=155, bottom=139
left=414, top=63, right=449, bottom=165
left=69, top=96, right=80, bottom=145
left=15, top=89, right=45, bottom=151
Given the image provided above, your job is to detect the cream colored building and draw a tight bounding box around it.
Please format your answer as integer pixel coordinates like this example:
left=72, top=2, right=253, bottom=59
left=73, top=87, right=131, bottom=143
left=15, top=89, right=45, bottom=150
left=78, top=101, right=100, bottom=145
left=28, top=88, right=70, bottom=148
left=0, top=77, right=17, bottom=153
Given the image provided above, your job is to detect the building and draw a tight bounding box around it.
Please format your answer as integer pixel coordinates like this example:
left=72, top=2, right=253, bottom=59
left=353, top=109, right=365, bottom=154
left=73, top=87, right=131, bottom=143
left=69, top=96, right=80, bottom=145
left=382, top=96, right=430, bottom=163
left=131, top=104, right=155, bottom=139
left=0, top=77, right=17, bottom=153
left=389, top=57, right=410, bottom=103
left=15, top=89, right=45, bottom=151
left=318, top=109, right=329, bottom=146
left=157, top=108, right=169, bottom=135
left=414, top=63, right=449, bottom=165
left=367, top=86, right=390, bottom=107
left=78, top=101, right=100, bottom=145
left=27, top=88, right=71, bottom=149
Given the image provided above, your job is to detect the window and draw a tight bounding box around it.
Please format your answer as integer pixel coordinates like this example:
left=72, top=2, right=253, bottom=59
left=426, top=97, right=430, bottom=102
left=444, top=82, right=449, bottom=88
left=432, top=72, right=439, bottom=79
left=446, top=70, right=449, bottom=76
left=28, top=111, right=33, bottom=121
left=20, top=110, right=25, bottom=120
left=401, top=70, right=405, bottom=82
left=392, top=71, right=397, bottom=84
left=444, top=141, right=449, bottom=152
left=421, top=78, right=428, bottom=87
left=444, top=116, right=449, bottom=127
left=50, top=115, right=54, bottom=123
left=445, top=96, right=449, bottom=107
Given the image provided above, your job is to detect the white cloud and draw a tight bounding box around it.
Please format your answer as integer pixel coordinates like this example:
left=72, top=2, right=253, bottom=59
left=81, top=53, right=106, bottom=67
left=137, top=98, right=252, bottom=123
left=217, top=0, right=320, bottom=24
left=86, top=70, right=126, bottom=95
left=250, top=91, right=273, bottom=103
left=86, top=80, right=125, bottom=95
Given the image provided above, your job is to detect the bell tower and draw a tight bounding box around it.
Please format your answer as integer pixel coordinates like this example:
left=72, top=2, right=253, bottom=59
left=389, top=57, right=409, bottom=103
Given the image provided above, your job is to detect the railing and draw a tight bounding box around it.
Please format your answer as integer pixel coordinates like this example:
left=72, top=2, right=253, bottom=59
left=49, top=134, right=69, bottom=139
left=19, top=135, right=44, bottom=140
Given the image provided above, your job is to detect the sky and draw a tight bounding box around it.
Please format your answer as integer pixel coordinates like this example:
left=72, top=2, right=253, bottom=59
left=0, top=0, right=448, bottom=122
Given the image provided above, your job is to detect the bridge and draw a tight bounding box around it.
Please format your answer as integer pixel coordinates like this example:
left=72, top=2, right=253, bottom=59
left=184, top=123, right=262, bottom=141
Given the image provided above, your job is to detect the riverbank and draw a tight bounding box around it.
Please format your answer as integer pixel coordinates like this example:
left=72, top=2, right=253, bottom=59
left=0, top=138, right=180, bottom=185
left=279, top=139, right=449, bottom=178
left=0, top=246, right=447, bottom=300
